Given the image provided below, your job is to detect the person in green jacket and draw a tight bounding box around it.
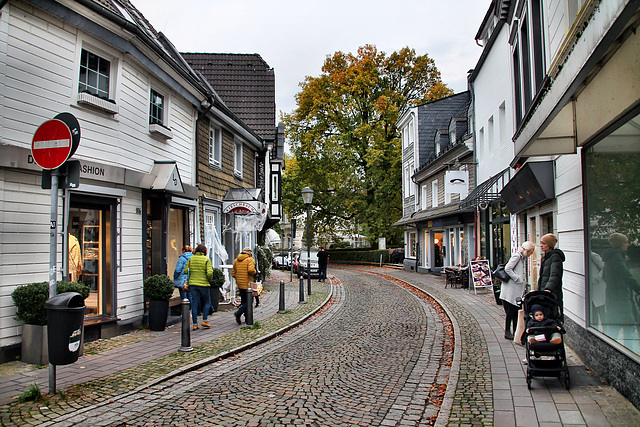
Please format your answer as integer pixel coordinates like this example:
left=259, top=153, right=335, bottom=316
left=185, top=243, right=213, bottom=330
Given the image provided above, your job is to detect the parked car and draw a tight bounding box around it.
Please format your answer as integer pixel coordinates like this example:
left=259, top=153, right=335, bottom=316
left=273, top=252, right=290, bottom=269
left=298, top=250, right=319, bottom=278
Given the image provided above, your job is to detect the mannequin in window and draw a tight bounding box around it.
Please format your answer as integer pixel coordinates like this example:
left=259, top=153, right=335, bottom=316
left=69, top=233, right=83, bottom=282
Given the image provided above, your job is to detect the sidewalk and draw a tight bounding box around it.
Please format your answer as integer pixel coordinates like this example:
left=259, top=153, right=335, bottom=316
left=371, top=267, right=640, bottom=427
left=0, top=271, right=329, bottom=410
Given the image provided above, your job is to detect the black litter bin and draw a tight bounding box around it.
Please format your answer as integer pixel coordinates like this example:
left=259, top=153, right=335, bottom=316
left=46, top=292, right=85, bottom=365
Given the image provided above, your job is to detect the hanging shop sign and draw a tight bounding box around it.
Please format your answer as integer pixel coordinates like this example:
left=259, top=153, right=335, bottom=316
left=222, top=200, right=267, bottom=214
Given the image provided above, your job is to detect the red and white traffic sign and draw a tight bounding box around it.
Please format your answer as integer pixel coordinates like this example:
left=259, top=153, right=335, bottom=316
left=31, top=119, right=73, bottom=170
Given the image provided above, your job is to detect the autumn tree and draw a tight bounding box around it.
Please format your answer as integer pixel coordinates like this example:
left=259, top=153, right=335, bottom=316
left=283, top=45, right=453, bottom=247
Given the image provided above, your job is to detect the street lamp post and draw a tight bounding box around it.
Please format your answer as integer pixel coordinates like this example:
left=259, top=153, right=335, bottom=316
left=302, top=187, right=314, bottom=296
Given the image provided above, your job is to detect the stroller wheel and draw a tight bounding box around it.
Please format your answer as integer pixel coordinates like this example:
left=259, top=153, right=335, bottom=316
left=527, top=373, right=532, bottom=390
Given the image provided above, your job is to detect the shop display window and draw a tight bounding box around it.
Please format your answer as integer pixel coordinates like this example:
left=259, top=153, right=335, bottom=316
left=585, top=112, right=640, bottom=355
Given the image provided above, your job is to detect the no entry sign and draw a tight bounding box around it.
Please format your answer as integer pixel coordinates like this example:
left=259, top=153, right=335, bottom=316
left=31, top=119, right=73, bottom=170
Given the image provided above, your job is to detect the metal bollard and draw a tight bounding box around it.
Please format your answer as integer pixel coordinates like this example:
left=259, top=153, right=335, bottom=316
left=246, top=288, right=254, bottom=326
left=299, top=276, right=306, bottom=304
left=179, top=298, right=193, bottom=352
left=278, top=280, right=286, bottom=313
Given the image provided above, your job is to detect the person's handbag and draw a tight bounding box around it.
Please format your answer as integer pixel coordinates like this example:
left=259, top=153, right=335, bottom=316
left=493, top=255, right=521, bottom=282
left=492, top=264, right=511, bottom=282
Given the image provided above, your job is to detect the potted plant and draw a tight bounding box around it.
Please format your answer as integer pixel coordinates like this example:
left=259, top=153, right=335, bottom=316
left=143, top=274, right=174, bottom=331
left=11, top=281, right=89, bottom=365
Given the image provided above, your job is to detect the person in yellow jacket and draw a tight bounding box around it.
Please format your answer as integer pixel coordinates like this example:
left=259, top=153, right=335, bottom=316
left=184, top=244, right=213, bottom=330
left=231, top=247, right=256, bottom=324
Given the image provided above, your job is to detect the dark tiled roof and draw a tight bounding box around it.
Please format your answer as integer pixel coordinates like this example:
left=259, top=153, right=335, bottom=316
left=182, top=53, right=276, bottom=140
left=416, top=92, right=471, bottom=167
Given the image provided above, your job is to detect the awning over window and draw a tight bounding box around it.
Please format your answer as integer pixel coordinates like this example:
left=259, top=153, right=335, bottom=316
left=140, top=160, right=184, bottom=194
left=222, top=188, right=267, bottom=214
left=392, top=203, right=474, bottom=227
left=500, top=161, right=555, bottom=214
left=460, top=168, right=511, bottom=208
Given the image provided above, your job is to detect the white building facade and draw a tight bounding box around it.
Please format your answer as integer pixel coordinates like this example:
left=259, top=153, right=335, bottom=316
left=0, top=0, right=212, bottom=359
left=474, top=0, right=640, bottom=407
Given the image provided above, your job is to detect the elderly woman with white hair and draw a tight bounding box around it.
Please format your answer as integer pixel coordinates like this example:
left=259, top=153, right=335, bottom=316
left=500, top=241, right=536, bottom=339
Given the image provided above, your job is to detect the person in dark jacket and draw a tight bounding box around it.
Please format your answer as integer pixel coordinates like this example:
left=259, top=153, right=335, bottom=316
left=317, top=247, right=329, bottom=282
left=602, top=233, right=640, bottom=339
left=538, top=233, right=566, bottom=320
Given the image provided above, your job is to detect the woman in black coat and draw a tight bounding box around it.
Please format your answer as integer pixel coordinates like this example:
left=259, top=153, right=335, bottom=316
left=538, top=233, right=566, bottom=320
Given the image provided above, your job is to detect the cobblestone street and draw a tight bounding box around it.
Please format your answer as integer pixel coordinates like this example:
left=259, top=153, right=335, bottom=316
left=52, top=269, right=450, bottom=426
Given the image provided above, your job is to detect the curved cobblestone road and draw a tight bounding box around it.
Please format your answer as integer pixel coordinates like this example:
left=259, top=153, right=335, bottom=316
left=57, top=269, right=451, bottom=426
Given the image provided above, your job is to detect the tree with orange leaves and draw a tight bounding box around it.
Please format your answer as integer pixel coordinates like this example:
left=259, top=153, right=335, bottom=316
left=283, top=45, right=452, bottom=246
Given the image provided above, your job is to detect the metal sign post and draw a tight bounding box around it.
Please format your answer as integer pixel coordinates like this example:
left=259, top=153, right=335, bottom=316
left=31, top=114, right=81, bottom=395
left=48, top=170, right=59, bottom=393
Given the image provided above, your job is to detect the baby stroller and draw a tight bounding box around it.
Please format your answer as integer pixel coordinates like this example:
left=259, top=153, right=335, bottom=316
left=519, top=290, right=570, bottom=390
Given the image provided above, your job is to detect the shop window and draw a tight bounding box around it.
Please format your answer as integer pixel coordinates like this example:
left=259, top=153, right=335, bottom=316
left=433, top=232, right=444, bottom=267
left=541, top=213, right=554, bottom=235
left=167, top=207, right=187, bottom=281
left=68, top=198, right=114, bottom=318
left=585, top=112, right=640, bottom=355
left=407, top=231, right=416, bottom=258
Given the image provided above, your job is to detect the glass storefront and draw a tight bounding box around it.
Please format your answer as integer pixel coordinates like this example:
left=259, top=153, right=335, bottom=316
left=585, top=112, right=640, bottom=355
left=68, top=196, right=114, bottom=317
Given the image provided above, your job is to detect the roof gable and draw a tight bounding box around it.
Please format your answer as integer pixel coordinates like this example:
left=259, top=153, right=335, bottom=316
left=182, top=53, right=276, bottom=140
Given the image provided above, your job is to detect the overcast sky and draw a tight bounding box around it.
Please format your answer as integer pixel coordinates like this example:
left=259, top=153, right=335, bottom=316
left=133, top=0, right=491, bottom=119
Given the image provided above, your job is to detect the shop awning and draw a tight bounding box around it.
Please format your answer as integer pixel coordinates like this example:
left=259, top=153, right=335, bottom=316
left=392, top=203, right=474, bottom=227
left=140, top=160, right=184, bottom=194
left=222, top=188, right=267, bottom=214
left=460, top=168, right=511, bottom=208
left=500, top=161, right=555, bottom=214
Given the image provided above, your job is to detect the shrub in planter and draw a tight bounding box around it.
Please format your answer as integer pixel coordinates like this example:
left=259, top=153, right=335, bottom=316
left=210, top=268, right=225, bottom=288
left=143, top=274, right=174, bottom=301
left=144, top=275, right=173, bottom=331
left=11, top=281, right=90, bottom=326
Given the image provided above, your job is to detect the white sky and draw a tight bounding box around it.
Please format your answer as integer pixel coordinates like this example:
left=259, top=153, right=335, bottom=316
left=133, top=0, right=491, bottom=119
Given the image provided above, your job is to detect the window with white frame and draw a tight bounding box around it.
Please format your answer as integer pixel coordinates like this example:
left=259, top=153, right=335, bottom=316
left=149, top=89, right=165, bottom=125
left=421, top=184, right=428, bottom=210
left=432, top=179, right=439, bottom=208
left=234, top=137, right=243, bottom=178
left=409, top=119, right=415, bottom=145
left=402, top=118, right=415, bottom=149
left=488, top=116, right=494, bottom=151
left=409, top=162, right=415, bottom=196
left=79, top=49, right=110, bottom=98
left=209, top=126, right=222, bottom=168
left=403, top=164, right=411, bottom=198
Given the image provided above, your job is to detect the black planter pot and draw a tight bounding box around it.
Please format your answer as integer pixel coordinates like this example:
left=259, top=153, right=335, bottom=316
left=148, top=299, right=169, bottom=331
